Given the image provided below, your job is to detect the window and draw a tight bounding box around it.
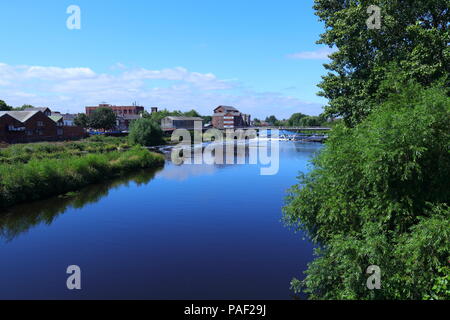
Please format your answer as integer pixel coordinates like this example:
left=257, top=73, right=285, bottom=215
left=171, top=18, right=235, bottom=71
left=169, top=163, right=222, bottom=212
left=37, top=121, right=44, bottom=127
left=57, top=129, right=63, bottom=135
left=26, top=130, right=33, bottom=136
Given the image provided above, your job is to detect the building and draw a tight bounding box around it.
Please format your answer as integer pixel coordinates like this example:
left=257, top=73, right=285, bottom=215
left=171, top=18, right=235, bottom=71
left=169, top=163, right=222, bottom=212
left=0, top=109, right=85, bottom=144
left=61, top=113, right=78, bottom=126
left=23, top=107, right=52, bottom=116
left=161, top=116, right=203, bottom=130
left=85, top=104, right=145, bottom=117
left=212, top=106, right=251, bottom=129
left=116, top=114, right=142, bottom=131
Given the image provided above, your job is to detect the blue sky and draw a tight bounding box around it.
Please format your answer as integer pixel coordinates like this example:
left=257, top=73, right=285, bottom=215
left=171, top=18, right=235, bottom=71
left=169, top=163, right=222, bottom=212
left=0, top=0, right=333, bottom=118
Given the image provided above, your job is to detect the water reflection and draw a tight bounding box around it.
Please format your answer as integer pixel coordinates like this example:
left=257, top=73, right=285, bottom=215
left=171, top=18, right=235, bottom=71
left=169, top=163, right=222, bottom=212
left=0, top=168, right=162, bottom=242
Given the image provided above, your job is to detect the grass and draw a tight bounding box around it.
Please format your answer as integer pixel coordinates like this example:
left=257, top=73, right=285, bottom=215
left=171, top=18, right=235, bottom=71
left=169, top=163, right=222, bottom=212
left=0, top=137, right=165, bottom=208
left=0, top=136, right=130, bottom=164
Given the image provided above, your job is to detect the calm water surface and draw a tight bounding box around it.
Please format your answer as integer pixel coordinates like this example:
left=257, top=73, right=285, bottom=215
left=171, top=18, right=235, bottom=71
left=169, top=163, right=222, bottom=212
left=0, top=141, right=322, bottom=299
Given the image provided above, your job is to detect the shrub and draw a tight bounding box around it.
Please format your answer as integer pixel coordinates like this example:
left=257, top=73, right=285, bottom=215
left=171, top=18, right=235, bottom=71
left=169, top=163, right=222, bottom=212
left=283, top=83, right=450, bottom=299
left=128, top=118, right=164, bottom=146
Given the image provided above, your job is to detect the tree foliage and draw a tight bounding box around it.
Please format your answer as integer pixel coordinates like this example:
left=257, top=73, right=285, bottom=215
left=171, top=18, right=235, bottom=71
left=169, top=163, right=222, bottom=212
left=287, top=113, right=326, bottom=127
left=314, top=0, right=449, bottom=126
left=0, top=100, right=12, bottom=111
left=128, top=118, right=164, bottom=147
left=74, top=113, right=89, bottom=128
left=88, top=107, right=116, bottom=130
left=284, top=83, right=450, bottom=299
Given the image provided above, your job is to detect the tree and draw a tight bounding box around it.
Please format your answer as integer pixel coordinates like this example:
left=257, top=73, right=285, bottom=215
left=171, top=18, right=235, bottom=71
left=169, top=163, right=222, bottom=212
left=265, top=115, right=278, bottom=125
left=128, top=118, right=164, bottom=146
left=283, top=83, right=450, bottom=299
left=287, top=113, right=307, bottom=126
left=88, top=107, right=116, bottom=131
left=74, top=113, right=89, bottom=128
left=183, top=109, right=201, bottom=117
left=144, top=109, right=182, bottom=123
left=202, top=116, right=212, bottom=124
left=0, top=100, right=12, bottom=111
left=314, top=0, right=449, bottom=126
left=299, top=116, right=322, bottom=127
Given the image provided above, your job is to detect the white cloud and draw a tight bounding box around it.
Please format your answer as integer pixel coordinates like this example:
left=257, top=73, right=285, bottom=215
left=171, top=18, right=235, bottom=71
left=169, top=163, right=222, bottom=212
left=287, top=47, right=337, bottom=60
left=0, top=62, right=324, bottom=118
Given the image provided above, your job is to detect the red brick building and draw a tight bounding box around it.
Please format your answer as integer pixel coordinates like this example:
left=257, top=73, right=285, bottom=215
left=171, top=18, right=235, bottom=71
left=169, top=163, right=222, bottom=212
left=0, top=110, right=85, bottom=144
left=85, top=104, right=145, bottom=117
left=212, top=106, right=251, bottom=129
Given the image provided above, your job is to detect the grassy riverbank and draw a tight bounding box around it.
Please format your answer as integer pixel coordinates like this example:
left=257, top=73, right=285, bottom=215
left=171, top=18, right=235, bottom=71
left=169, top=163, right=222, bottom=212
left=0, top=136, right=130, bottom=164
left=0, top=137, right=164, bottom=208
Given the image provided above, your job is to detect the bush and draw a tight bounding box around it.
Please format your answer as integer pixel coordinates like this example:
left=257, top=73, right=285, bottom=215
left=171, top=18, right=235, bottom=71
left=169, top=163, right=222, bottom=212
left=128, top=118, right=164, bottom=146
left=283, top=83, right=450, bottom=299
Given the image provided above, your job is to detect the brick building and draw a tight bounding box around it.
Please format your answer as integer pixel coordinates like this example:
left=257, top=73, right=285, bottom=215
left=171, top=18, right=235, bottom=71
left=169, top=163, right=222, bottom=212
left=212, top=106, right=251, bottom=129
left=85, top=104, right=145, bottom=117
left=0, top=109, right=85, bottom=144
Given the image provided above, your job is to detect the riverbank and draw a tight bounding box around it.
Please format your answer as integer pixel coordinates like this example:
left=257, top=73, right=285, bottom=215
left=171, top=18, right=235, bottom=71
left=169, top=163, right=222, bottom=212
left=0, top=137, right=165, bottom=208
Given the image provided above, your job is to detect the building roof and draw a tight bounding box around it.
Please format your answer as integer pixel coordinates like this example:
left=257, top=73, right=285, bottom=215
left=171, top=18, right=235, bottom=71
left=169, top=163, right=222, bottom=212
left=0, top=110, right=40, bottom=122
left=23, top=107, right=51, bottom=113
left=214, top=105, right=238, bottom=112
left=213, top=112, right=242, bottom=117
left=61, top=113, right=77, bottom=120
left=164, top=116, right=203, bottom=121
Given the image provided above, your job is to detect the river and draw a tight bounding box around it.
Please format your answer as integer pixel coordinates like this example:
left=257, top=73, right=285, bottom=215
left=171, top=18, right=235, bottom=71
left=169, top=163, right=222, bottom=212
left=0, top=141, right=322, bottom=299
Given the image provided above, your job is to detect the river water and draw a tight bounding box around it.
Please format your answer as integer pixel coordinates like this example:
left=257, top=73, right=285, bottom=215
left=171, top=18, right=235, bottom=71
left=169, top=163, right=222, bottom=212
left=0, top=141, right=322, bottom=299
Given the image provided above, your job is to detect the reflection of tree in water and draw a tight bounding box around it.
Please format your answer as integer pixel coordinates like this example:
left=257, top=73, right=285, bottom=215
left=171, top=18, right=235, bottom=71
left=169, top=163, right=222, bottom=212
left=0, top=168, right=162, bottom=242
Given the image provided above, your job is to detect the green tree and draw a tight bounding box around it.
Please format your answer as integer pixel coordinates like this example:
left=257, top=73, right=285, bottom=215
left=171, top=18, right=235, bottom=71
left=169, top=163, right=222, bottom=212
left=202, top=115, right=212, bottom=124
left=144, top=109, right=182, bottom=124
left=299, top=116, right=322, bottom=127
left=284, top=83, right=450, bottom=299
left=314, top=0, right=449, bottom=126
left=74, top=113, right=89, bottom=128
left=183, top=109, right=201, bottom=117
left=287, top=113, right=307, bottom=126
left=128, top=118, right=164, bottom=146
left=0, top=100, right=12, bottom=111
left=88, top=107, right=116, bottom=131
left=265, top=115, right=278, bottom=125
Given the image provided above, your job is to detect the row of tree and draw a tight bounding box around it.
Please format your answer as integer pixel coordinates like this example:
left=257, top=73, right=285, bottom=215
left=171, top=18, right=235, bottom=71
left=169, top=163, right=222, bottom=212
left=253, top=113, right=332, bottom=127
left=0, top=100, right=36, bottom=111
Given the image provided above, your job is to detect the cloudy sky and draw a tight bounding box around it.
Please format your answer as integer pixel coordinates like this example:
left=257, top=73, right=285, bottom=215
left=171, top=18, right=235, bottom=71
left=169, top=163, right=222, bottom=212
left=0, top=0, right=333, bottom=119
